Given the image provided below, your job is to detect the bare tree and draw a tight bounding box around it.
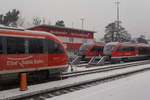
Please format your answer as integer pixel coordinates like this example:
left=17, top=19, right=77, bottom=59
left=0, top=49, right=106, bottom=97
left=55, top=20, right=65, bottom=27
left=16, top=15, right=25, bottom=27
left=0, top=9, right=20, bottom=27
left=32, top=17, right=42, bottom=26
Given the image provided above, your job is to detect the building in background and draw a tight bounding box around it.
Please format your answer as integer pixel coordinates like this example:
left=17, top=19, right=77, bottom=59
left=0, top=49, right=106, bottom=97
left=28, top=25, right=95, bottom=56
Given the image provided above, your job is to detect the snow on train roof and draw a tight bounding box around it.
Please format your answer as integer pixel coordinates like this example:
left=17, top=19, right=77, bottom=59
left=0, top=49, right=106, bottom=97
left=106, top=42, right=119, bottom=45
left=25, top=30, right=58, bottom=38
left=106, top=42, right=150, bottom=47
left=0, top=25, right=58, bottom=39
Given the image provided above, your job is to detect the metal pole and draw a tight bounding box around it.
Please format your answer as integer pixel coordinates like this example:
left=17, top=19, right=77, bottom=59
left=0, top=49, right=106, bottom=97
left=115, top=1, right=120, bottom=41
left=80, top=18, right=84, bottom=30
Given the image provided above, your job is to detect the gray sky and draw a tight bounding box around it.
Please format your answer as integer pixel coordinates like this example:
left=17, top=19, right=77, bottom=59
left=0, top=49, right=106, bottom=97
left=0, top=0, right=150, bottom=39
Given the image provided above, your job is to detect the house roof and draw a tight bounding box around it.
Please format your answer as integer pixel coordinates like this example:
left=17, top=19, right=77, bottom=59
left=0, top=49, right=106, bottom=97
left=28, top=24, right=96, bottom=33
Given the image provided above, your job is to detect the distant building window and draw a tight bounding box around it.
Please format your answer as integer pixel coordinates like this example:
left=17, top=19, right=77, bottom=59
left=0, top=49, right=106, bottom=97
left=82, top=39, right=87, bottom=43
left=69, top=37, right=74, bottom=43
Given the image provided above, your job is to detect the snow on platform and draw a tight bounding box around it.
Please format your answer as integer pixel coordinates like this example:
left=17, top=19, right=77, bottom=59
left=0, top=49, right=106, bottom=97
left=48, top=67, right=150, bottom=100
left=0, top=63, right=150, bottom=99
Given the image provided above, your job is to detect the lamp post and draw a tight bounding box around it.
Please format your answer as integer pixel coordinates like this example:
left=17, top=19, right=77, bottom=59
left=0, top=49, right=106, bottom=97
left=115, top=1, right=120, bottom=41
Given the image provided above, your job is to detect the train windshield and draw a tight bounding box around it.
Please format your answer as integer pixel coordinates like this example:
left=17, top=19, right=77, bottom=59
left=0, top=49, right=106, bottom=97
left=78, top=44, right=90, bottom=56
left=91, top=46, right=104, bottom=52
left=103, top=44, right=115, bottom=56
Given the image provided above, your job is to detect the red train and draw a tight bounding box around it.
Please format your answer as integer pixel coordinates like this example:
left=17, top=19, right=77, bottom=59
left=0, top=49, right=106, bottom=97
left=103, top=42, right=150, bottom=62
left=0, top=27, right=68, bottom=81
left=78, top=43, right=104, bottom=61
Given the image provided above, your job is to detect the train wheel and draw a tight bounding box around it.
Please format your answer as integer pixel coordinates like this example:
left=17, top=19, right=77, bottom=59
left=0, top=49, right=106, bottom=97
left=28, top=70, right=49, bottom=83
left=37, top=70, right=49, bottom=81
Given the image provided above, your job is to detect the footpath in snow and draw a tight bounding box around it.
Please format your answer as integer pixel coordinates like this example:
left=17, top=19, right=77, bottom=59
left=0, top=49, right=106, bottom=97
left=48, top=68, right=150, bottom=100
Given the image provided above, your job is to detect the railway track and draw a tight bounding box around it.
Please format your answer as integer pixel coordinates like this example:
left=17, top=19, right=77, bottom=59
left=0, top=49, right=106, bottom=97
left=62, top=60, right=150, bottom=78
left=3, top=60, right=150, bottom=100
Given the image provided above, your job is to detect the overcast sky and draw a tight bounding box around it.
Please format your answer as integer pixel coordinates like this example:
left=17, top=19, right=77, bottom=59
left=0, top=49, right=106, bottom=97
left=0, top=0, right=150, bottom=39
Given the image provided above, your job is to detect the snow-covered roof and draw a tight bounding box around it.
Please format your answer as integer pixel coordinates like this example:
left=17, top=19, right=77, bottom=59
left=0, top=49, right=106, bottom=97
left=106, top=42, right=119, bottom=45
left=28, top=24, right=96, bottom=33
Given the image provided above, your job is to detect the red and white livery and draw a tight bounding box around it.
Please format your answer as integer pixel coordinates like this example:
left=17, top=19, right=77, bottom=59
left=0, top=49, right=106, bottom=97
left=103, top=42, right=150, bottom=62
left=78, top=43, right=104, bottom=61
left=0, top=27, right=68, bottom=81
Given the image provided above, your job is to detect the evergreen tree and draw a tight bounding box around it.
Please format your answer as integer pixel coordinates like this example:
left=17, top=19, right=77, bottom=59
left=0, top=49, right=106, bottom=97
left=136, top=35, right=148, bottom=44
left=0, top=9, right=20, bottom=26
left=104, top=21, right=131, bottom=43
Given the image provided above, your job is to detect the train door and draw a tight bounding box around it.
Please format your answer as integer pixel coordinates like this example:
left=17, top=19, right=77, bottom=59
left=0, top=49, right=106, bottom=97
left=0, top=36, right=4, bottom=71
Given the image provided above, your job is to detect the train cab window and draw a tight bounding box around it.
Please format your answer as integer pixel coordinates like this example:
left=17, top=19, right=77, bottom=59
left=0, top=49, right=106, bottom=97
left=91, top=46, right=103, bottom=52
left=79, top=44, right=90, bottom=51
left=54, top=42, right=64, bottom=53
left=47, top=40, right=64, bottom=54
left=28, top=38, right=44, bottom=53
left=7, top=37, right=25, bottom=54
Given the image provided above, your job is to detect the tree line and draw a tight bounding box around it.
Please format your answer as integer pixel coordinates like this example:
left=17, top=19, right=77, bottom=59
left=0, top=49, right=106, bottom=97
left=0, top=9, right=148, bottom=44
left=104, top=21, right=148, bottom=44
left=0, top=9, right=65, bottom=27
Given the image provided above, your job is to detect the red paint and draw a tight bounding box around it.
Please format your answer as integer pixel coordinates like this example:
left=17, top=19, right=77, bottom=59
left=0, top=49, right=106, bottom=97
left=65, top=43, right=82, bottom=49
left=111, top=43, right=150, bottom=57
left=28, top=25, right=94, bottom=39
left=0, top=28, right=68, bottom=74
left=85, top=44, right=104, bottom=58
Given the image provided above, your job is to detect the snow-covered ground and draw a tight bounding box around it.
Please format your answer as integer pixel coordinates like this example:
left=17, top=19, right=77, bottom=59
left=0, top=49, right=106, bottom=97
left=48, top=69, right=150, bottom=100
left=0, top=62, right=150, bottom=99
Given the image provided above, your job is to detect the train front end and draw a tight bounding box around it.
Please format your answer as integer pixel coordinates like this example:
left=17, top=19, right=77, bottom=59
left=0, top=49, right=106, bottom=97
left=78, top=44, right=91, bottom=60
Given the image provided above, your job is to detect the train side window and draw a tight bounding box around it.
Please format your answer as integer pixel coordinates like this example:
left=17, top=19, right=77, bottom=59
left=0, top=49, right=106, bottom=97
left=118, top=46, right=135, bottom=52
left=0, top=37, right=3, bottom=54
left=28, top=38, right=44, bottom=53
left=129, top=47, right=135, bottom=51
left=117, top=46, right=126, bottom=51
left=7, top=37, right=25, bottom=54
left=138, top=47, right=149, bottom=55
left=47, top=40, right=55, bottom=53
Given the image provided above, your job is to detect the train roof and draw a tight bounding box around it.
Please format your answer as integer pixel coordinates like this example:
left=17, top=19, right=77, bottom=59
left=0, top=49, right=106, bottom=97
left=0, top=26, right=59, bottom=40
left=82, top=43, right=105, bottom=46
left=28, top=24, right=96, bottom=33
left=105, top=42, right=119, bottom=45
left=106, top=42, right=150, bottom=47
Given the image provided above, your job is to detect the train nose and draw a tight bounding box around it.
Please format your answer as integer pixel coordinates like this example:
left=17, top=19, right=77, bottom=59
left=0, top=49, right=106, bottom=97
left=78, top=50, right=86, bottom=56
